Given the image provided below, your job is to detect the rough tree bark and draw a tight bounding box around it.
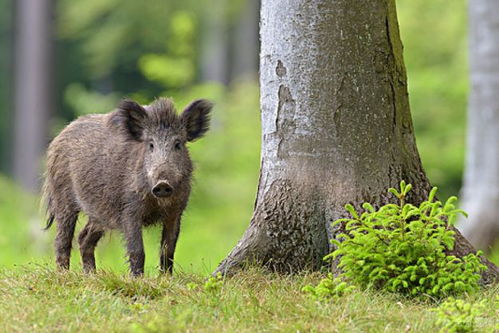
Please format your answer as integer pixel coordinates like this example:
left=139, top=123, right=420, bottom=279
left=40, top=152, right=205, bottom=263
left=458, top=0, right=499, bottom=252
left=215, top=0, right=498, bottom=283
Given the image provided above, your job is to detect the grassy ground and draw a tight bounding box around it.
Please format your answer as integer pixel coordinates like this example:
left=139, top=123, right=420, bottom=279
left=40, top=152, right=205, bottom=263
left=0, top=265, right=497, bottom=332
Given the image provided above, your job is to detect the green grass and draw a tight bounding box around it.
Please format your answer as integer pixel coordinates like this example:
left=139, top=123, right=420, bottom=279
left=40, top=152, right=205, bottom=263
left=0, top=265, right=497, bottom=332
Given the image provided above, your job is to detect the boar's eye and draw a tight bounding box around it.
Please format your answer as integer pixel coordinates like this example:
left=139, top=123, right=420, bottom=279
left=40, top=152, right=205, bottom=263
left=174, top=140, right=182, bottom=151
left=149, top=142, right=154, bottom=151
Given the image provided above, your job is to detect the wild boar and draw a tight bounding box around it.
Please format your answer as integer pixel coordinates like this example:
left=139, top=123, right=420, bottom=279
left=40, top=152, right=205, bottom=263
left=42, top=97, right=212, bottom=275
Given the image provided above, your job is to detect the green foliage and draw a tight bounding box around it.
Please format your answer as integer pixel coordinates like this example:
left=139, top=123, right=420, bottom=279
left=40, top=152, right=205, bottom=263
left=58, top=0, right=176, bottom=78
left=138, top=11, right=196, bottom=89
left=302, top=273, right=355, bottom=300
left=203, top=272, right=223, bottom=293
left=63, top=83, right=120, bottom=117
left=328, top=181, right=486, bottom=298
left=433, top=297, right=487, bottom=333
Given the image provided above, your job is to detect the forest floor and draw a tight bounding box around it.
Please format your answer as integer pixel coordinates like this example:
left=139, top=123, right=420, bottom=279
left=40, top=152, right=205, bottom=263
left=0, top=265, right=497, bottom=332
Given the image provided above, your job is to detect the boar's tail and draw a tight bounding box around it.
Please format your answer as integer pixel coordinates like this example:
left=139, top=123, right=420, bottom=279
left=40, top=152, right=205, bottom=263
left=44, top=213, right=55, bottom=230
left=41, top=183, right=55, bottom=230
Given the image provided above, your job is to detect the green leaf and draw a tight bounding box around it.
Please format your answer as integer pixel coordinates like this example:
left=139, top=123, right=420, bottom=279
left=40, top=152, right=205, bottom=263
left=388, top=188, right=400, bottom=198
left=428, top=187, right=438, bottom=202
left=344, top=204, right=359, bottom=219
left=403, top=183, right=412, bottom=195
left=362, top=202, right=375, bottom=213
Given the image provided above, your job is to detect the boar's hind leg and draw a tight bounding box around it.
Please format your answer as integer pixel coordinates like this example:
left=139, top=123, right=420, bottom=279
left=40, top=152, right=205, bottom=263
left=78, top=220, right=104, bottom=273
left=123, top=220, right=145, bottom=276
left=55, top=212, right=78, bottom=270
left=160, top=216, right=181, bottom=274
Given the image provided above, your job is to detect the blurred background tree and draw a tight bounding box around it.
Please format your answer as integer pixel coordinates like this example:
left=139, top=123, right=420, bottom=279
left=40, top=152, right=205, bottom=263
left=0, top=0, right=495, bottom=272
left=458, top=0, right=499, bottom=252
left=13, top=0, right=53, bottom=192
left=0, top=0, right=12, bottom=173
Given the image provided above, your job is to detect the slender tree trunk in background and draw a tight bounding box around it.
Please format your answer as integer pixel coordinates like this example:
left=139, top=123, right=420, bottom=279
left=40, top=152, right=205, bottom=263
left=14, top=0, right=53, bottom=191
left=230, top=0, right=259, bottom=81
left=215, top=0, right=498, bottom=283
left=0, top=0, right=13, bottom=173
left=458, top=0, right=499, bottom=252
left=199, top=0, right=230, bottom=85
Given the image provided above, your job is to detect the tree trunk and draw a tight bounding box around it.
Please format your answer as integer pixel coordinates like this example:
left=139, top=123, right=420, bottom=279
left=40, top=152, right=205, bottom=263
left=230, top=0, right=259, bottom=81
left=13, top=0, right=53, bottom=249
left=215, top=0, right=498, bottom=283
left=199, top=0, right=230, bottom=85
left=14, top=0, right=53, bottom=191
left=458, top=0, right=499, bottom=252
left=0, top=0, right=13, bottom=173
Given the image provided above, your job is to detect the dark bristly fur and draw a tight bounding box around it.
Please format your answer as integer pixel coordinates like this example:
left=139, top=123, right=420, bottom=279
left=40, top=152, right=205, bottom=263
left=112, top=99, right=149, bottom=141
left=42, top=97, right=212, bottom=275
left=182, top=99, right=213, bottom=141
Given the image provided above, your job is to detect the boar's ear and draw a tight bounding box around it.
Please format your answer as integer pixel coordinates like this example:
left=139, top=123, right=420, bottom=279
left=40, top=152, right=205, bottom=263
left=112, top=99, right=148, bottom=141
left=180, top=99, right=213, bottom=141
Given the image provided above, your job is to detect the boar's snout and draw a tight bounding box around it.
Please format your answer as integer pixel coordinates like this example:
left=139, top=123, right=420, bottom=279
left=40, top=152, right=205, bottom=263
left=151, top=181, right=173, bottom=198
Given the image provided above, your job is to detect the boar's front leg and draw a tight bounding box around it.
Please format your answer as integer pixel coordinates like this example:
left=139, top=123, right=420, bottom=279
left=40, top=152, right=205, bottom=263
left=123, top=219, right=145, bottom=276
left=160, top=215, right=181, bottom=274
